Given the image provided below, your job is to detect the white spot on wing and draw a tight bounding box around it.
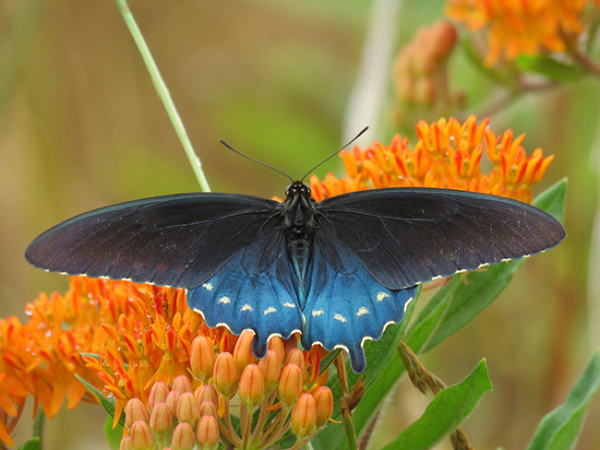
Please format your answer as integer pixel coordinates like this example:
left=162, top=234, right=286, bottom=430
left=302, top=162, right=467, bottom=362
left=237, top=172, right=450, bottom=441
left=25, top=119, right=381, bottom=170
left=334, top=313, right=347, bottom=323
left=263, top=306, right=276, bottom=315
left=202, top=283, right=214, bottom=291
left=312, top=309, right=324, bottom=317
left=218, top=296, right=231, bottom=305
left=241, top=304, right=254, bottom=312
left=356, top=307, right=369, bottom=317
left=283, top=302, right=296, bottom=308
left=403, top=297, right=413, bottom=314
left=376, top=292, right=389, bottom=302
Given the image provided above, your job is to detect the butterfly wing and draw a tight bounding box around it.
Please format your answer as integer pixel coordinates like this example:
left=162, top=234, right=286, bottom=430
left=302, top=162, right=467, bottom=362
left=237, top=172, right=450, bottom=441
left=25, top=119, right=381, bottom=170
left=301, top=231, right=417, bottom=372
left=187, top=229, right=303, bottom=358
left=25, top=193, right=284, bottom=289
left=315, top=188, right=566, bottom=290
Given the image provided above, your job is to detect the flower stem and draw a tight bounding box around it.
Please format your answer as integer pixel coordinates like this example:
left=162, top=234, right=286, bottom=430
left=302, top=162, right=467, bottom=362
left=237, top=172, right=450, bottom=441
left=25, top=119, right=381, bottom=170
left=112, top=0, right=211, bottom=193
left=334, top=354, right=358, bottom=450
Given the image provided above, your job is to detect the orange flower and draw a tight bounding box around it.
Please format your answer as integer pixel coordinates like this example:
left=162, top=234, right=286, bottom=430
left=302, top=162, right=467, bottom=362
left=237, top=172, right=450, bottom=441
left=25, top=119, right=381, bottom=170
left=445, top=0, right=600, bottom=65
left=311, top=116, right=553, bottom=204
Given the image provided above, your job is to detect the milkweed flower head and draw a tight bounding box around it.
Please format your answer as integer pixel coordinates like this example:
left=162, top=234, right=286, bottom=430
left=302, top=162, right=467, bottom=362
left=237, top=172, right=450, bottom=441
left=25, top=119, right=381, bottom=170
left=0, top=277, right=332, bottom=449
left=310, top=116, right=554, bottom=204
left=445, top=0, right=600, bottom=65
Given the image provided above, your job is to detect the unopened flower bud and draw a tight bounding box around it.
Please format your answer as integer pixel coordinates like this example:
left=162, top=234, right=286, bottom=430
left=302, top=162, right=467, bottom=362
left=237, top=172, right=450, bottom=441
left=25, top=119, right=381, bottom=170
left=258, top=350, right=281, bottom=394
left=199, top=400, right=218, bottom=418
left=130, top=420, right=154, bottom=450
left=125, top=398, right=149, bottom=428
left=284, top=348, right=306, bottom=375
left=213, top=352, right=239, bottom=396
left=233, top=330, right=257, bottom=373
left=173, top=375, right=193, bottom=393
left=177, top=392, right=201, bottom=427
left=172, top=422, right=196, bottom=450
left=278, top=363, right=303, bottom=407
left=166, top=390, right=182, bottom=417
left=195, top=384, right=219, bottom=406
left=312, top=386, right=334, bottom=427
left=291, top=393, right=317, bottom=438
left=268, top=336, right=285, bottom=363
left=120, top=436, right=134, bottom=450
left=196, top=415, right=220, bottom=450
left=239, top=364, right=264, bottom=408
left=149, top=402, right=173, bottom=442
left=190, top=336, right=215, bottom=381
left=148, top=382, right=170, bottom=409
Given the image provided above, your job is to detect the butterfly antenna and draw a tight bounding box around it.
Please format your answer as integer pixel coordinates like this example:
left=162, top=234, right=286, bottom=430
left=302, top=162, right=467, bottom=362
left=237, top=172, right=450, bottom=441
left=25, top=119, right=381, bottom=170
left=220, top=140, right=294, bottom=183
left=300, top=126, right=369, bottom=182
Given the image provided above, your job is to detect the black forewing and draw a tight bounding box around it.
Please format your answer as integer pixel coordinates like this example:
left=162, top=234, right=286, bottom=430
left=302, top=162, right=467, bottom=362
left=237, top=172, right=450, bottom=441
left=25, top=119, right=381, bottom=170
left=315, top=188, right=566, bottom=290
left=25, top=193, right=284, bottom=289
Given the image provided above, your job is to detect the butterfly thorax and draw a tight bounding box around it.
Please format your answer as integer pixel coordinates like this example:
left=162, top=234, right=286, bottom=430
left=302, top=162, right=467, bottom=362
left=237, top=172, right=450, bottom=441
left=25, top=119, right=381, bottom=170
left=282, top=181, right=318, bottom=285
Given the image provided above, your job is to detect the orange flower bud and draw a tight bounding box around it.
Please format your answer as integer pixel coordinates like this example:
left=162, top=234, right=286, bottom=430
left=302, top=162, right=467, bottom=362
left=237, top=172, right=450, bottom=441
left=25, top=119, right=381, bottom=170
left=177, top=392, right=201, bottom=426
left=239, top=364, right=264, bottom=408
left=284, top=348, right=306, bottom=376
left=125, top=398, right=149, bottom=428
left=172, top=422, right=196, bottom=450
left=199, top=400, right=218, bottom=418
left=130, top=420, right=154, bottom=450
left=258, top=350, right=281, bottom=394
left=213, top=352, right=239, bottom=396
left=172, top=375, right=193, bottom=394
left=312, top=386, right=334, bottom=427
left=291, top=393, right=317, bottom=438
left=120, top=436, right=134, bottom=450
left=278, top=363, right=303, bottom=407
left=149, top=403, right=173, bottom=442
left=190, top=336, right=215, bottom=381
left=195, top=384, right=219, bottom=406
left=166, top=390, right=182, bottom=417
left=233, top=330, right=257, bottom=372
left=196, top=415, right=220, bottom=450
left=148, top=382, right=170, bottom=409
left=268, top=336, right=285, bottom=363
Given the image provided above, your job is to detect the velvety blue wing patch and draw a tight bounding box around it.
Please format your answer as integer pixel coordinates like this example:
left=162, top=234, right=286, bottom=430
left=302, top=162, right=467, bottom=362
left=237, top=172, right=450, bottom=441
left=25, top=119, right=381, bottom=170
left=300, top=233, right=417, bottom=373
left=187, top=230, right=303, bottom=358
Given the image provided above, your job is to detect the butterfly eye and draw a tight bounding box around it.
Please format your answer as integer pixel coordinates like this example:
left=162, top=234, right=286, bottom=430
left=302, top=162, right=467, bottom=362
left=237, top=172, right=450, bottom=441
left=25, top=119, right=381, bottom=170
left=285, top=185, right=292, bottom=196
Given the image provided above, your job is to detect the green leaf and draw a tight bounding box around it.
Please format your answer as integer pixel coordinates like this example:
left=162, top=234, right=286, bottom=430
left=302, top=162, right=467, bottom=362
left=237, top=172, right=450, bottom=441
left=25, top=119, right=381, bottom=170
left=526, top=351, right=600, bottom=450
left=76, top=375, right=125, bottom=427
left=18, top=438, right=41, bottom=450
left=516, top=56, right=585, bottom=83
left=105, top=415, right=124, bottom=450
left=381, top=360, right=492, bottom=450
left=532, top=178, right=568, bottom=223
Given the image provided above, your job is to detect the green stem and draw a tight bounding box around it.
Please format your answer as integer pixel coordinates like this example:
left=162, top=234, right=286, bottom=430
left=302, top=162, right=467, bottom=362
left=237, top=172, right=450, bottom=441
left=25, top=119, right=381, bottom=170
left=113, top=0, right=211, bottom=192
left=33, top=408, right=45, bottom=449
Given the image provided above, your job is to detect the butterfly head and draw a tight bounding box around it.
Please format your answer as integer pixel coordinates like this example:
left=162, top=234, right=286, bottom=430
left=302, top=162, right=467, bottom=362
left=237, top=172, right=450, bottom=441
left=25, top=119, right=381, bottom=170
left=285, top=181, right=312, bottom=200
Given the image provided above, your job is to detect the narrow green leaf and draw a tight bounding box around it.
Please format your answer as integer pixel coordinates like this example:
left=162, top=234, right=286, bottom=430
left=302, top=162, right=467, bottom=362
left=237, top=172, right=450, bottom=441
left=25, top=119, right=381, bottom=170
left=532, top=178, right=567, bottom=223
left=516, top=56, right=585, bottom=83
left=526, top=351, right=600, bottom=450
left=382, top=360, right=492, bottom=450
left=76, top=375, right=125, bottom=427
left=417, top=260, right=524, bottom=353
left=105, top=415, right=124, bottom=450
left=18, top=438, right=41, bottom=450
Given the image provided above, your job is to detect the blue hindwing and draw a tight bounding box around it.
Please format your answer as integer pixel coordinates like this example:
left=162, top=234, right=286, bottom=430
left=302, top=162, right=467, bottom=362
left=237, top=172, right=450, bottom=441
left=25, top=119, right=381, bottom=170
left=187, top=230, right=303, bottom=358
left=300, top=233, right=417, bottom=373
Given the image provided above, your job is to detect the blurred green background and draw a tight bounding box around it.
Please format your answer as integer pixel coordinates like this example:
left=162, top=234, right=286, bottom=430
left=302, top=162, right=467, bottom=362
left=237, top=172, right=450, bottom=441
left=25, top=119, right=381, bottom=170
left=1, top=0, right=599, bottom=448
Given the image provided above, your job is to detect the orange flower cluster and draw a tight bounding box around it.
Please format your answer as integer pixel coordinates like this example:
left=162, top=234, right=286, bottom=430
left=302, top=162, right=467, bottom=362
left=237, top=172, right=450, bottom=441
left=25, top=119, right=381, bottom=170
left=445, top=0, right=600, bottom=65
left=0, top=277, right=331, bottom=448
left=310, top=116, right=553, bottom=204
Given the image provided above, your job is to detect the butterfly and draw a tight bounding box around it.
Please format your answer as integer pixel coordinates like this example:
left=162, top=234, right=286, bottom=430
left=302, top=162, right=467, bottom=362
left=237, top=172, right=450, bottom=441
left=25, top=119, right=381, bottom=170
left=25, top=181, right=566, bottom=372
